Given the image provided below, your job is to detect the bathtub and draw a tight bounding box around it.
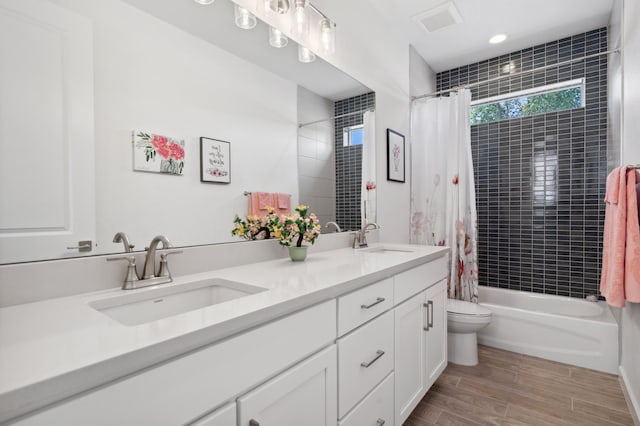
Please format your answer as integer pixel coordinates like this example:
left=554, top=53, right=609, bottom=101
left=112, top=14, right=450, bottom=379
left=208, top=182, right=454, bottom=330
left=477, top=286, right=619, bottom=374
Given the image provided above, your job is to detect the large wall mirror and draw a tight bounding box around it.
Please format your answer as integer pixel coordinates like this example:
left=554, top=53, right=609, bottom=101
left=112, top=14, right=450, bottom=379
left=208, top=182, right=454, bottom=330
left=0, top=0, right=375, bottom=264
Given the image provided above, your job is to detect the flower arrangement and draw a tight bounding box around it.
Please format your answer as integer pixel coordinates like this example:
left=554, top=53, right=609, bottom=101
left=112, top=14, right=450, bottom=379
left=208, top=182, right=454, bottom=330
left=136, top=132, right=185, bottom=175
left=231, top=206, right=281, bottom=240
left=273, top=205, right=321, bottom=247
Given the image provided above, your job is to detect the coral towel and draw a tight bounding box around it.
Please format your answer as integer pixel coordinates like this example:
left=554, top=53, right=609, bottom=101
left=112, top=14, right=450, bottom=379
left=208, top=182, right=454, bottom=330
left=275, top=193, right=291, bottom=215
left=248, top=192, right=274, bottom=217
left=600, top=167, right=640, bottom=307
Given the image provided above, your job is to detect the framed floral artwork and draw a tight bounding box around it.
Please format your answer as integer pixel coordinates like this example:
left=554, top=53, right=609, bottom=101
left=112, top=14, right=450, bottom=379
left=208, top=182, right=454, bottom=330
left=387, top=128, right=405, bottom=183
left=200, top=137, right=231, bottom=184
left=133, top=131, right=185, bottom=175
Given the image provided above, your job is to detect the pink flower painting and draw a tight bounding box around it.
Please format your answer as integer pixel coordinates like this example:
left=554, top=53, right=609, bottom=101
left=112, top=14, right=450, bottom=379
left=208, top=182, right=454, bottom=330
left=133, top=131, right=185, bottom=175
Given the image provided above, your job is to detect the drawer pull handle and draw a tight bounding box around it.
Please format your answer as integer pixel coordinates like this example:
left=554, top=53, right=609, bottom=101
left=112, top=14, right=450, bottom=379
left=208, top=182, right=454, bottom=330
left=361, top=350, right=385, bottom=367
left=249, top=420, right=260, bottom=426
left=423, top=302, right=431, bottom=331
left=377, top=419, right=386, bottom=426
left=428, top=300, right=434, bottom=328
left=361, top=297, right=385, bottom=309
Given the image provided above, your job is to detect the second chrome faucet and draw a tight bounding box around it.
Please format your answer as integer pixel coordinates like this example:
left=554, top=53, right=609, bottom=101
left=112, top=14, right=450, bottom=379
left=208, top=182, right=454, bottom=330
left=107, top=233, right=182, bottom=290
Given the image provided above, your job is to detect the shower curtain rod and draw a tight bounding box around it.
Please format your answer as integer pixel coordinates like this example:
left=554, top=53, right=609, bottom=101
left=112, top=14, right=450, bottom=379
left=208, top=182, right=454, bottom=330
left=298, top=108, right=375, bottom=128
left=411, top=49, right=620, bottom=102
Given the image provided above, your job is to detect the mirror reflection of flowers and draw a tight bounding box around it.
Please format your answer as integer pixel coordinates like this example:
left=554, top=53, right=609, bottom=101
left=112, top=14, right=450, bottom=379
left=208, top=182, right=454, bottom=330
left=365, top=181, right=376, bottom=191
left=273, top=205, right=321, bottom=247
left=136, top=132, right=185, bottom=174
left=231, top=206, right=281, bottom=240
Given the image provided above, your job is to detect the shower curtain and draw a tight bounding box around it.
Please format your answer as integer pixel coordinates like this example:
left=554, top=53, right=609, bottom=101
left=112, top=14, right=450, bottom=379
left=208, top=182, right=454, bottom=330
left=362, top=111, right=376, bottom=224
left=410, top=89, right=479, bottom=302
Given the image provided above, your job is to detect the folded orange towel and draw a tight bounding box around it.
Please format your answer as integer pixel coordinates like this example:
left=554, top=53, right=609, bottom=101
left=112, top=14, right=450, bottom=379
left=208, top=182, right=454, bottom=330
left=625, top=170, right=640, bottom=303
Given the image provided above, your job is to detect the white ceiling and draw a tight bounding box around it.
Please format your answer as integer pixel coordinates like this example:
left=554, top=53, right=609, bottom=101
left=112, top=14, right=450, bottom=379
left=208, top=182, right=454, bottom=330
left=122, top=0, right=371, bottom=101
left=368, top=0, right=615, bottom=72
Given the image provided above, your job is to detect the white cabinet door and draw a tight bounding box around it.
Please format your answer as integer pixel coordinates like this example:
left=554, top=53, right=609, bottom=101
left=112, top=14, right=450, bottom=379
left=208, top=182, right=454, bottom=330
left=238, top=345, right=337, bottom=426
left=424, top=279, right=447, bottom=389
left=393, top=291, right=427, bottom=426
left=0, top=0, right=95, bottom=263
left=190, top=402, right=235, bottom=426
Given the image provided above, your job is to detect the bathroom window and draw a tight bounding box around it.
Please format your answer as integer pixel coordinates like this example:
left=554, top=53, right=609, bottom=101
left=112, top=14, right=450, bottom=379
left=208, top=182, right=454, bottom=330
left=470, top=79, right=584, bottom=125
left=343, top=124, right=364, bottom=146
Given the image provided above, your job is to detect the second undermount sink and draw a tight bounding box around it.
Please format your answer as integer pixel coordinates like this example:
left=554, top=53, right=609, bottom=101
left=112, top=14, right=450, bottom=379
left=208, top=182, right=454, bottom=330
left=90, top=278, right=267, bottom=326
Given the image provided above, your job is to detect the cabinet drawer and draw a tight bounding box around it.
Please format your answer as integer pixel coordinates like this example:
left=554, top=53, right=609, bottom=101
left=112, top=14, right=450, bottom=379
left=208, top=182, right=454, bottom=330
left=394, top=256, right=447, bottom=303
left=337, top=311, right=394, bottom=418
left=338, top=372, right=394, bottom=426
left=190, top=402, right=235, bottom=426
left=338, top=278, right=393, bottom=336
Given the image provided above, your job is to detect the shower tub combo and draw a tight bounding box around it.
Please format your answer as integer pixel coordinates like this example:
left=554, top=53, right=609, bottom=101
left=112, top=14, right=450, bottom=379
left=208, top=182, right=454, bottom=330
left=477, top=286, right=618, bottom=374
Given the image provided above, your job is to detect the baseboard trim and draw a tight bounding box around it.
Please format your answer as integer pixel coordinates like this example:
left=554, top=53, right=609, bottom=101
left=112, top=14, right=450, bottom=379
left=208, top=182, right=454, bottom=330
left=619, top=365, right=640, bottom=426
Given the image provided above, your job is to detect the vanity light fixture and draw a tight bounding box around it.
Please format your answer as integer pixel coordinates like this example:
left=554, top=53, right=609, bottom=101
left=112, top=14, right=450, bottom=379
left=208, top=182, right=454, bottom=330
left=292, top=0, right=309, bottom=37
left=489, top=34, right=507, bottom=44
left=193, top=0, right=215, bottom=4
left=265, top=0, right=290, bottom=14
left=234, top=4, right=257, bottom=29
left=319, top=18, right=335, bottom=55
left=269, top=26, right=288, bottom=48
left=298, top=45, right=316, bottom=63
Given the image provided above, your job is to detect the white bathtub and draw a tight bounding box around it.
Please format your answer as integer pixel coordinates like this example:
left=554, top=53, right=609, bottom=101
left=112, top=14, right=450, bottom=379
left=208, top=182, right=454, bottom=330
left=477, top=286, right=619, bottom=374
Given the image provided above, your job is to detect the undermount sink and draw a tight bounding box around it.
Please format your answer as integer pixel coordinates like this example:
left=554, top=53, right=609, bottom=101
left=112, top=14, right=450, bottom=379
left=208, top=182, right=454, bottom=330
left=90, top=278, right=267, bottom=326
left=360, top=246, right=415, bottom=255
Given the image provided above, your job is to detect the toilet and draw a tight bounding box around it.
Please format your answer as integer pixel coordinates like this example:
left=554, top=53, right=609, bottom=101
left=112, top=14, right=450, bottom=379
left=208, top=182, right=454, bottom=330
left=447, top=299, right=492, bottom=366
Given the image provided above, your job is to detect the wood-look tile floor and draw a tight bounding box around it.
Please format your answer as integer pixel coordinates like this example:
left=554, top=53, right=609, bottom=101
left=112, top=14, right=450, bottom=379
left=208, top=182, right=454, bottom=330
left=404, top=345, right=634, bottom=426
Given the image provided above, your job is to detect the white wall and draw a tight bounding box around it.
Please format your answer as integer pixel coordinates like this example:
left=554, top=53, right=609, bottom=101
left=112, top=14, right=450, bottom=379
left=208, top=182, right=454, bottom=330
left=616, top=0, right=640, bottom=421
left=49, top=0, right=299, bottom=253
left=409, top=46, right=437, bottom=100
left=297, top=87, right=336, bottom=229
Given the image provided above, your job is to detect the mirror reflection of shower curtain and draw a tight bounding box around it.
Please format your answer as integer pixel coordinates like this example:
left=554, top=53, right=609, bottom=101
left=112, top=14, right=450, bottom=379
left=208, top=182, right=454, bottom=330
left=410, top=89, right=479, bottom=302
left=362, top=111, right=376, bottom=224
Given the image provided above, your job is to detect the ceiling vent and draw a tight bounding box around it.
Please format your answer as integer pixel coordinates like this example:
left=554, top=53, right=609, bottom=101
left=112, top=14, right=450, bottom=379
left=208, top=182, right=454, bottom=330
left=412, top=2, right=463, bottom=33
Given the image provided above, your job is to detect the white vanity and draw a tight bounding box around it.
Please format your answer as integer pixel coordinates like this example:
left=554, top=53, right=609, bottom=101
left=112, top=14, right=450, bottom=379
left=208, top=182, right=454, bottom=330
left=0, top=244, right=448, bottom=425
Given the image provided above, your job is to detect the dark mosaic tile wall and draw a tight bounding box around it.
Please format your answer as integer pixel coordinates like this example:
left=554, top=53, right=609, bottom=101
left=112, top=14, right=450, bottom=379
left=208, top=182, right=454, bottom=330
left=335, top=92, right=376, bottom=231
left=436, top=28, right=608, bottom=299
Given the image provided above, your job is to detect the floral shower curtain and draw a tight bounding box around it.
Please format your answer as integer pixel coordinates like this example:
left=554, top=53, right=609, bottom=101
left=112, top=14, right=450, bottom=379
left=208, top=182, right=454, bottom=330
left=410, top=89, right=479, bottom=302
left=362, top=111, right=376, bottom=224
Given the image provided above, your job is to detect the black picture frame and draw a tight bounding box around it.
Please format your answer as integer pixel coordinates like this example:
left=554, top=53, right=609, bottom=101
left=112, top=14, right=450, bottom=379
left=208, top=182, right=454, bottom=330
left=200, top=137, right=231, bottom=184
left=386, top=128, right=405, bottom=183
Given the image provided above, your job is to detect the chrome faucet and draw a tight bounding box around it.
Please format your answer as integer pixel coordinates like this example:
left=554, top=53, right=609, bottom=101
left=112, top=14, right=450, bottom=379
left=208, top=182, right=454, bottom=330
left=325, top=221, right=342, bottom=233
left=142, top=235, right=171, bottom=279
left=107, top=234, right=182, bottom=290
left=353, top=222, right=380, bottom=249
left=113, top=232, right=135, bottom=252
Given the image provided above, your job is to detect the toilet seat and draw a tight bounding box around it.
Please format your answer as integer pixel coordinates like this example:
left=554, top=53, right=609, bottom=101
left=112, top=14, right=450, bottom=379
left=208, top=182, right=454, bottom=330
left=447, top=299, right=492, bottom=317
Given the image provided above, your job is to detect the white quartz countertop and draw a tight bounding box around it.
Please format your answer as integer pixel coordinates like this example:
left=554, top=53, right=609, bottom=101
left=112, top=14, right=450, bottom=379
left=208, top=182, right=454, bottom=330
left=0, top=243, right=447, bottom=422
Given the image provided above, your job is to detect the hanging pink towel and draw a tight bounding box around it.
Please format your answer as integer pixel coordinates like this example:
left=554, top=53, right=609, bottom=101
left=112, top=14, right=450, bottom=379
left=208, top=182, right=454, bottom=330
left=600, top=166, right=640, bottom=307
left=275, top=193, right=291, bottom=215
left=248, top=192, right=274, bottom=217
left=625, top=170, right=640, bottom=302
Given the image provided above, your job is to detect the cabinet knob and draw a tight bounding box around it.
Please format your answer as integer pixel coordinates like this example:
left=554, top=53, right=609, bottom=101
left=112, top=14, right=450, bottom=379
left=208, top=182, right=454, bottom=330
left=249, top=420, right=260, bottom=426
left=377, top=419, right=386, bottom=426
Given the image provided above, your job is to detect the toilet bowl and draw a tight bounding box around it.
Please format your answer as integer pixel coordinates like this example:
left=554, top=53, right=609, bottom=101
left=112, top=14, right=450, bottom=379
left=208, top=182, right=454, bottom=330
left=447, top=299, right=492, bottom=366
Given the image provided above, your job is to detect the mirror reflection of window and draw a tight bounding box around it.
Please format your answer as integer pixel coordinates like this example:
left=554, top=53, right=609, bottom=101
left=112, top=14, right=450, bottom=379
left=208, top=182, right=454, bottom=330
left=343, top=125, right=364, bottom=146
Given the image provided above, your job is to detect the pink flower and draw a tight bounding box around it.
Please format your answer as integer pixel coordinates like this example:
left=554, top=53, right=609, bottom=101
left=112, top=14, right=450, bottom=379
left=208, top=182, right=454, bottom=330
left=169, top=143, right=184, bottom=161
left=452, top=175, right=459, bottom=185
left=156, top=145, right=171, bottom=159
left=151, top=135, right=168, bottom=149
left=366, top=181, right=376, bottom=191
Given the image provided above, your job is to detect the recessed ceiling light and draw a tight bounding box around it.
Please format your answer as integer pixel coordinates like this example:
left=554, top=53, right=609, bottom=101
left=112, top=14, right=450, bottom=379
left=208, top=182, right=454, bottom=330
left=194, top=0, right=215, bottom=5
left=489, top=34, right=507, bottom=44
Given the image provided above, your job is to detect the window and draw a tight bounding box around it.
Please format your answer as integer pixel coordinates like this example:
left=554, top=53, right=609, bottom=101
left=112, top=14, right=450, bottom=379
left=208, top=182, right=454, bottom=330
left=470, top=79, right=584, bottom=125
left=343, top=124, right=364, bottom=146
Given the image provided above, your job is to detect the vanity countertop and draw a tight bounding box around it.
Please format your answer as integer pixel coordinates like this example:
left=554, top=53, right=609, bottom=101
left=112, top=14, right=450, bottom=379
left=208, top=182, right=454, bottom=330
left=0, top=243, right=447, bottom=422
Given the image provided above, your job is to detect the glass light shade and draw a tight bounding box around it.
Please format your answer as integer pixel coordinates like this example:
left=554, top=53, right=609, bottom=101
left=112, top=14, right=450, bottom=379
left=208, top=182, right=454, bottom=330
left=298, top=45, right=316, bottom=63
left=292, top=0, right=309, bottom=37
left=265, top=0, right=290, bottom=14
left=319, top=18, right=335, bottom=55
left=234, top=5, right=257, bottom=29
left=269, top=26, right=288, bottom=48
left=193, top=0, right=215, bottom=4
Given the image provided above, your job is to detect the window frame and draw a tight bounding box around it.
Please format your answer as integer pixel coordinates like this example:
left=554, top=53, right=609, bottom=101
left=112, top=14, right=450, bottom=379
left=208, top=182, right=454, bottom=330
left=342, top=124, right=365, bottom=147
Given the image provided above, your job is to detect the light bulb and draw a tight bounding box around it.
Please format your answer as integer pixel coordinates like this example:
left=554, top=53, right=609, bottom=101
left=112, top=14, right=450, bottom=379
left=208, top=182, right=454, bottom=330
left=234, top=5, right=257, bottom=29
left=319, top=18, right=335, bottom=55
left=269, top=26, right=288, bottom=48
left=292, top=0, right=309, bottom=37
left=193, top=0, right=215, bottom=4
left=298, top=45, right=316, bottom=63
left=265, top=0, right=290, bottom=15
